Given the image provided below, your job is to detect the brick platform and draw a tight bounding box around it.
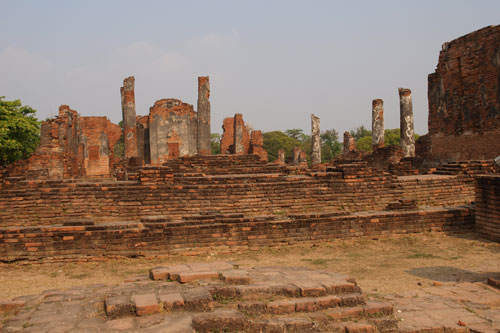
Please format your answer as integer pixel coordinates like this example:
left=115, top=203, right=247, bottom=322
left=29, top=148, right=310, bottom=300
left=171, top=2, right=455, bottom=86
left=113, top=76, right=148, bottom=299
left=0, top=206, right=473, bottom=262
left=1, top=262, right=499, bottom=332
left=0, top=155, right=475, bottom=228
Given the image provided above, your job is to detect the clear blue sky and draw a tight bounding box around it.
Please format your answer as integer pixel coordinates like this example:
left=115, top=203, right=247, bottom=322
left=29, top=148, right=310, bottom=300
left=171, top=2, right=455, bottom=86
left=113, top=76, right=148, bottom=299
left=1, top=1, right=499, bottom=136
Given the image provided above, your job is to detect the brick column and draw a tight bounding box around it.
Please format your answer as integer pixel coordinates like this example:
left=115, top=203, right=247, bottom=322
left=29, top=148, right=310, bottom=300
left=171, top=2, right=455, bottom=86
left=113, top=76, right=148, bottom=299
left=372, top=99, right=384, bottom=150
left=233, top=114, right=245, bottom=154
left=399, top=88, right=415, bottom=157
left=343, top=131, right=356, bottom=154
left=120, top=76, right=138, bottom=159
left=311, top=114, right=321, bottom=165
left=197, top=76, right=211, bottom=155
left=277, top=149, right=285, bottom=164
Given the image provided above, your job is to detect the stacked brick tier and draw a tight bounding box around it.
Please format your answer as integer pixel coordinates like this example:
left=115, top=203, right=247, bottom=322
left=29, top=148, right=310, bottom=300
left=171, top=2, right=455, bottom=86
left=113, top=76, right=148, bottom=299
left=475, top=175, right=500, bottom=242
left=0, top=206, right=473, bottom=262
left=0, top=171, right=474, bottom=227
left=434, top=160, right=500, bottom=175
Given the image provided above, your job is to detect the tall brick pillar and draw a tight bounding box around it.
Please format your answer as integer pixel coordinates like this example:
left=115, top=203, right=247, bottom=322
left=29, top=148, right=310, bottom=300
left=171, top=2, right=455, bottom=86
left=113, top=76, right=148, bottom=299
left=311, top=114, right=321, bottom=165
left=399, top=88, right=415, bottom=157
left=197, top=76, right=211, bottom=155
left=343, top=131, right=356, bottom=154
left=120, top=76, right=138, bottom=159
left=233, top=114, right=245, bottom=154
left=372, top=99, right=384, bottom=150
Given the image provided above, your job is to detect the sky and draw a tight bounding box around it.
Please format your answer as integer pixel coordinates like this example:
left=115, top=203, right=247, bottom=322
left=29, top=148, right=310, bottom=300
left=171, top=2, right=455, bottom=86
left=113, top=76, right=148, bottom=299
left=1, top=1, right=499, bottom=136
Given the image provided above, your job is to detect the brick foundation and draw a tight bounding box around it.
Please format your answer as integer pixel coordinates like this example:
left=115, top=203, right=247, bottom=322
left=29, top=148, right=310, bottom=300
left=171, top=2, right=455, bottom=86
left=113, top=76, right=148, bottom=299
left=0, top=206, right=473, bottom=262
left=0, top=156, right=475, bottom=227
left=475, top=175, right=500, bottom=242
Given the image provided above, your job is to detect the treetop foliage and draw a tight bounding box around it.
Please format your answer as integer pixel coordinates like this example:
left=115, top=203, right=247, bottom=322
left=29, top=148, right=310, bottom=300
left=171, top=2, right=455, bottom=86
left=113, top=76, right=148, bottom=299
left=0, top=97, right=40, bottom=166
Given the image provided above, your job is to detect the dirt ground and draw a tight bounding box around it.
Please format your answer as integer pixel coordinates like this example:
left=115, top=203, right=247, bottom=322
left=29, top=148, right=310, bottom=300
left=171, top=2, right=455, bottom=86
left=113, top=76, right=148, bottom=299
left=1, top=232, right=500, bottom=300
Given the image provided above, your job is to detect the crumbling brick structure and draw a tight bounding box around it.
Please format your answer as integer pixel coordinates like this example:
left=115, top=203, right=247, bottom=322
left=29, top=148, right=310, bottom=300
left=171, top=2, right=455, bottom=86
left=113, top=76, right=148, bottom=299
left=2, top=76, right=220, bottom=179
left=419, top=25, right=500, bottom=163
left=124, top=76, right=212, bottom=166
left=220, top=114, right=268, bottom=161
left=2, top=105, right=121, bottom=179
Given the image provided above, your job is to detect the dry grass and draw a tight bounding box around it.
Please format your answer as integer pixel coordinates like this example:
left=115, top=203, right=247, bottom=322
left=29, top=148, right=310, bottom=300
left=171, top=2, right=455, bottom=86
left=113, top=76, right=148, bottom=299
left=1, top=232, right=500, bottom=299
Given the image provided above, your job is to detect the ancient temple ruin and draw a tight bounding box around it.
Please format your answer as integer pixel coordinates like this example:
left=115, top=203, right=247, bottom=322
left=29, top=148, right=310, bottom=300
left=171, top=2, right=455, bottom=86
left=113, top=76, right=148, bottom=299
left=121, top=76, right=211, bottom=165
left=2, top=76, right=271, bottom=179
left=0, top=25, right=499, bottom=264
left=220, top=113, right=268, bottom=161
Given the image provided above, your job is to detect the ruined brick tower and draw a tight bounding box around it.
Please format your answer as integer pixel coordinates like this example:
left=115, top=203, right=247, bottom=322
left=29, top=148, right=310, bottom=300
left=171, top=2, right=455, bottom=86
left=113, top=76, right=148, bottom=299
left=419, top=25, right=500, bottom=163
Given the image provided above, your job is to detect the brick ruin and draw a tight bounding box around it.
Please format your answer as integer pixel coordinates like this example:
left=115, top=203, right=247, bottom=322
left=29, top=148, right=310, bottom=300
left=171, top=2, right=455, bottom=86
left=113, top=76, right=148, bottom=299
left=1, top=105, right=123, bottom=179
left=123, top=75, right=211, bottom=166
left=220, top=113, right=267, bottom=161
left=418, top=25, right=500, bottom=164
left=0, top=26, right=499, bottom=262
left=1, top=76, right=269, bottom=181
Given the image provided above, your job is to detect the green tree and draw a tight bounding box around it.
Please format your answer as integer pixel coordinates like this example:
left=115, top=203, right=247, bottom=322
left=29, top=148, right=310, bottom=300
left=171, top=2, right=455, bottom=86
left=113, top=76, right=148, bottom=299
left=285, top=128, right=309, bottom=142
left=263, top=131, right=301, bottom=162
left=0, top=97, right=40, bottom=166
left=354, top=128, right=421, bottom=153
left=211, top=133, right=221, bottom=155
left=350, top=125, right=371, bottom=141
left=384, top=128, right=400, bottom=147
left=321, top=129, right=342, bottom=162
left=356, top=136, right=372, bottom=152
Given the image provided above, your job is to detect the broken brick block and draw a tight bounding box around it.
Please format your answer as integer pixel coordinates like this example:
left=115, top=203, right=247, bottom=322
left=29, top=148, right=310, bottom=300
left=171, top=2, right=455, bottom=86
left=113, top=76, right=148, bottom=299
left=158, top=292, right=184, bottom=311
left=178, top=271, right=219, bottom=283
left=267, top=300, right=296, bottom=315
left=0, top=299, right=25, bottom=313
left=105, top=295, right=134, bottom=319
left=132, top=293, right=160, bottom=316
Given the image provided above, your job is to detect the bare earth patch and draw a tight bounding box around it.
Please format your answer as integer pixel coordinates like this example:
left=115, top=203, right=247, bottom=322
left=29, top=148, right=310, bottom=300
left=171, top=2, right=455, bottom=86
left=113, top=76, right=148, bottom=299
left=1, top=232, right=500, bottom=300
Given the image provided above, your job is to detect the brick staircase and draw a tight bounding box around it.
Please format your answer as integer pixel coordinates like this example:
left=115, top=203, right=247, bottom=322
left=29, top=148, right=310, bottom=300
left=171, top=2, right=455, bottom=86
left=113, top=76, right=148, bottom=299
left=104, top=262, right=397, bottom=332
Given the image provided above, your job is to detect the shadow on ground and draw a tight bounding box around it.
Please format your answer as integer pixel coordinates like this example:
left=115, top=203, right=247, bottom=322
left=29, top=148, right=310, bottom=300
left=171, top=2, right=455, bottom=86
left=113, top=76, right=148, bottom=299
left=406, top=266, right=500, bottom=283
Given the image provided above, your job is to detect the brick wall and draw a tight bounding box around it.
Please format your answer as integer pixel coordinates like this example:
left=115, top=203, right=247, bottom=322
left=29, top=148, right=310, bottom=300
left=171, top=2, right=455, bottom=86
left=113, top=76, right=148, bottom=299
left=0, top=206, right=474, bottom=262
left=424, top=25, right=500, bottom=163
left=475, top=175, right=500, bottom=242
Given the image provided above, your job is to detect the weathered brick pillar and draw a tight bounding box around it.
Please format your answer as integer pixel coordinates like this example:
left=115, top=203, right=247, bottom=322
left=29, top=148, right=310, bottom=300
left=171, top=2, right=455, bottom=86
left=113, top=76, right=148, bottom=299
left=399, top=88, right=415, bottom=157
left=197, top=76, right=211, bottom=155
left=372, top=99, right=384, bottom=150
left=277, top=149, right=285, bottom=164
left=311, top=114, right=321, bottom=165
left=120, top=76, right=138, bottom=159
left=293, top=147, right=306, bottom=164
left=343, top=131, right=356, bottom=154
left=233, top=114, right=245, bottom=154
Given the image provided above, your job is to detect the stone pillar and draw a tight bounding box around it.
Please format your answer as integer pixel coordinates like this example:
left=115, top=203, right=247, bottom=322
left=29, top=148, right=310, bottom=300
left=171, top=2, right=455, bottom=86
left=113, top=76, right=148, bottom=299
left=120, top=76, right=138, bottom=159
left=311, top=114, right=321, bottom=165
left=277, top=149, right=285, bottom=164
left=399, top=88, right=415, bottom=157
left=250, top=130, right=268, bottom=161
left=233, top=114, right=245, bottom=154
left=293, top=147, right=306, bottom=164
left=197, top=76, right=211, bottom=155
left=372, top=99, right=384, bottom=150
left=343, top=131, right=356, bottom=154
